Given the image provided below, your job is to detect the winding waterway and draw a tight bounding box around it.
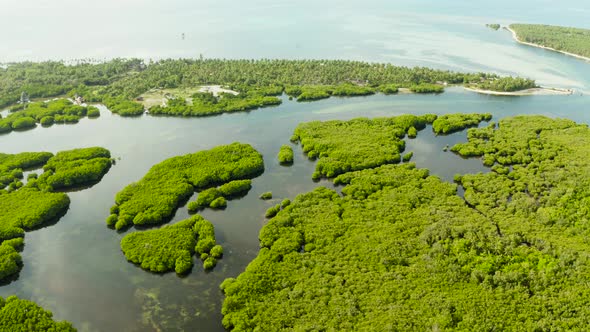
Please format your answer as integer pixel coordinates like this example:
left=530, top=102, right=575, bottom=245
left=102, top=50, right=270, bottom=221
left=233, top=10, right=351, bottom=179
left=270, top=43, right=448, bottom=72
left=0, top=89, right=588, bottom=331
left=2, top=0, right=590, bottom=330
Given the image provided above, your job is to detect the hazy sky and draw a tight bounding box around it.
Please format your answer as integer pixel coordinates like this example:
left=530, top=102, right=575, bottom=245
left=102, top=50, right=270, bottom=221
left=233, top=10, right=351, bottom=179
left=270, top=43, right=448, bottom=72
left=1, top=0, right=589, bottom=63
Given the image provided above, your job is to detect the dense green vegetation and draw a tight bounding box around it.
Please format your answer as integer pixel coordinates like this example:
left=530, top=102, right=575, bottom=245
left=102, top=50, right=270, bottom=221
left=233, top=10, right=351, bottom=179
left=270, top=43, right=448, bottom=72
left=265, top=198, right=292, bottom=219
left=107, top=143, right=263, bottom=230
left=40, top=116, right=54, bottom=126
left=34, top=147, right=112, bottom=191
left=1, top=59, right=534, bottom=121
left=0, top=238, right=23, bottom=281
left=264, top=204, right=281, bottom=219
left=277, top=145, right=294, bottom=165
left=402, top=151, right=413, bottom=162
left=187, top=180, right=253, bottom=212
left=284, top=84, right=376, bottom=101
left=409, top=83, right=445, bottom=93
left=0, top=147, right=113, bottom=281
left=121, top=215, right=222, bottom=274
left=87, top=106, right=100, bottom=118
left=223, top=115, right=590, bottom=330
left=210, top=197, right=227, bottom=209
left=148, top=90, right=281, bottom=117
left=218, top=179, right=252, bottom=197
left=259, top=192, right=273, bottom=200
left=474, top=76, right=537, bottom=92
left=103, top=97, right=145, bottom=116
left=432, top=113, right=492, bottom=134
left=0, top=152, right=53, bottom=189
left=486, top=23, right=501, bottom=30
left=0, top=188, right=70, bottom=280
left=103, top=59, right=498, bottom=99
left=0, top=295, right=76, bottom=331
left=0, top=59, right=143, bottom=108
left=291, top=114, right=437, bottom=178
left=378, top=84, right=399, bottom=94
left=11, top=116, right=36, bottom=130
left=0, top=99, right=100, bottom=134
left=222, top=164, right=490, bottom=330
left=0, top=188, right=70, bottom=239
left=510, top=23, right=590, bottom=58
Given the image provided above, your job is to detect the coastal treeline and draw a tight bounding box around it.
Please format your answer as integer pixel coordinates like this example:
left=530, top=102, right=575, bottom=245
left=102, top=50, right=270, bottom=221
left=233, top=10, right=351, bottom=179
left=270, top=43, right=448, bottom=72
left=148, top=90, right=281, bottom=117
left=0, top=59, right=143, bottom=108
left=102, top=59, right=494, bottom=99
left=290, top=114, right=438, bottom=179
left=121, top=215, right=222, bottom=274
left=0, top=296, right=76, bottom=331
left=34, top=147, right=112, bottom=191
left=107, top=143, right=263, bottom=230
left=1, top=59, right=538, bottom=120
left=510, top=23, right=590, bottom=58
left=222, top=115, right=590, bottom=330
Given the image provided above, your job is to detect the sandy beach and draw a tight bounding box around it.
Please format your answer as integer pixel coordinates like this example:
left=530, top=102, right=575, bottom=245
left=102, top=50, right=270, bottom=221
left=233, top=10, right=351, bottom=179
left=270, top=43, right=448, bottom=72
left=464, top=86, right=573, bottom=96
left=506, top=26, right=590, bottom=62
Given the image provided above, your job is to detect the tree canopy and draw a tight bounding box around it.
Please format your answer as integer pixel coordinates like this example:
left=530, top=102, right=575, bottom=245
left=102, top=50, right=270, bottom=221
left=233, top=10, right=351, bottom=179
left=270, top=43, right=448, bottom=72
left=107, top=143, right=264, bottom=230
left=0, top=147, right=112, bottom=282
left=511, top=23, right=590, bottom=58
left=291, top=114, right=437, bottom=179
left=432, top=113, right=492, bottom=135
left=222, top=115, right=590, bottom=330
left=0, top=295, right=76, bottom=331
left=34, top=147, right=112, bottom=191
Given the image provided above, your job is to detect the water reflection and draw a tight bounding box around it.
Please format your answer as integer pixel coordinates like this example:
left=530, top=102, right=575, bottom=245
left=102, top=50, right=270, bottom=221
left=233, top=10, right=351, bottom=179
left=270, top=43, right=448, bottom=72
left=0, top=89, right=589, bottom=331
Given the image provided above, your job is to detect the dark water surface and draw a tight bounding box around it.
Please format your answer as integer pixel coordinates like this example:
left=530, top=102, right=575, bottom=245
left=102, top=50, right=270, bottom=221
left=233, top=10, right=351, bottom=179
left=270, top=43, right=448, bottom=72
left=0, top=89, right=589, bottom=331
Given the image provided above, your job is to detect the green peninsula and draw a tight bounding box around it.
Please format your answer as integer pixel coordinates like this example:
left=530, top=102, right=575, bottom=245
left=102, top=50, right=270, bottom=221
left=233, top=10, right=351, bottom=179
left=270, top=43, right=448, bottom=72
left=510, top=23, right=590, bottom=59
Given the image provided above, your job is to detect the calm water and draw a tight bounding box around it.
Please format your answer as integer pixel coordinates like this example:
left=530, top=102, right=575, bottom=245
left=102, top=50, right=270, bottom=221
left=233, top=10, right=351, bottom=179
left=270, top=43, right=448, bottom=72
left=1, top=1, right=590, bottom=331
left=1, top=90, right=589, bottom=331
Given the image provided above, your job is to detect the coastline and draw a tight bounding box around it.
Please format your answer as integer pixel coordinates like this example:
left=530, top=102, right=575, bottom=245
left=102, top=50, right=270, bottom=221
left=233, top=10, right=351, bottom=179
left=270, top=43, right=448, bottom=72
left=505, top=26, right=590, bottom=62
left=464, top=86, right=573, bottom=96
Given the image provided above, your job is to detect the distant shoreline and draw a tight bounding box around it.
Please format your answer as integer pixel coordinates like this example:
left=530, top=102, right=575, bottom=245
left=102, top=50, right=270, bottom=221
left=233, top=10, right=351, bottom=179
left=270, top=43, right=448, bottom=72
left=505, top=26, right=590, bottom=62
left=464, top=86, right=573, bottom=96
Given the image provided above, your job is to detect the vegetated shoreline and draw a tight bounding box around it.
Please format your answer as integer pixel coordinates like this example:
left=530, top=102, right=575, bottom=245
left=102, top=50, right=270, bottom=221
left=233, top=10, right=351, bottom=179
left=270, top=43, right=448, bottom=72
left=506, top=26, right=590, bottom=62
left=464, top=86, right=573, bottom=96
